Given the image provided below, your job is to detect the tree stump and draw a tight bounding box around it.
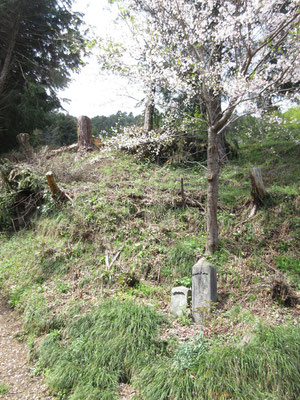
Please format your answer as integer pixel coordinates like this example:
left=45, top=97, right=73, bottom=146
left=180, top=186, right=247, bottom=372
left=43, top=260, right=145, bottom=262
left=250, top=167, right=267, bottom=205
left=249, top=167, right=268, bottom=216
left=17, top=133, right=34, bottom=160
left=46, top=171, right=71, bottom=202
left=77, top=116, right=93, bottom=151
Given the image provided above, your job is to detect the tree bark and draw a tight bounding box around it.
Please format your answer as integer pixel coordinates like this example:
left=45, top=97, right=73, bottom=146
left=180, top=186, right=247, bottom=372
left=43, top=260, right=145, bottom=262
left=17, top=133, right=34, bottom=160
left=143, top=86, right=155, bottom=133
left=77, top=116, right=93, bottom=151
left=217, top=130, right=229, bottom=164
left=46, top=171, right=71, bottom=202
left=206, top=126, right=220, bottom=254
left=204, top=90, right=236, bottom=254
left=250, top=167, right=268, bottom=205
left=0, top=13, right=20, bottom=97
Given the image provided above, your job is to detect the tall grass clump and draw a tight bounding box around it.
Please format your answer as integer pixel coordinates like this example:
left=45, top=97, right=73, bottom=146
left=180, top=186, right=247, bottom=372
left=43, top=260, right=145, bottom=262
left=37, top=298, right=165, bottom=399
left=167, top=238, right=199, bottom=278
left=135, top=323, right=300, bottom=400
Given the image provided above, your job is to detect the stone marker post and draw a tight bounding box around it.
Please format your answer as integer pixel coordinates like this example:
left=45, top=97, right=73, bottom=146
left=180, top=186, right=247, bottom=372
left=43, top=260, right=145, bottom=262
left=171, top=286, right=191, bottom=316
left=192, top=258, right=217, bottom=323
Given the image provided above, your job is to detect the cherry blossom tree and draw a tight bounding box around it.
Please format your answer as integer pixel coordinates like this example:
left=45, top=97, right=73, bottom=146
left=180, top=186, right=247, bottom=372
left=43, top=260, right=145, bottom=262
left=116, top=0, right=299, bottom=254
left=98, top=4, right=160, bottom=133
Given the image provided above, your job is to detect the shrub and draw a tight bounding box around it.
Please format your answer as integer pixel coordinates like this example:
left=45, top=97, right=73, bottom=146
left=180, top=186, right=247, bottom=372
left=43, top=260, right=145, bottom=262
left=0, top=160, right=45, bottom=230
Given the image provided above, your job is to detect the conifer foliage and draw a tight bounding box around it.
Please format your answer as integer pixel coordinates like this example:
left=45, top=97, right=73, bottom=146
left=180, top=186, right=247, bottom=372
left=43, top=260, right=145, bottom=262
left=0, top=0, right=86, bottom=150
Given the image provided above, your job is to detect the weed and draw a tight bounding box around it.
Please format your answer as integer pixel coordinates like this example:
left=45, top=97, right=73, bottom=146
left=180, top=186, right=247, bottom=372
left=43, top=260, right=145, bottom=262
left=0, top=382, right=10, bottom=395
left=172, top=333, right=208, bottom=370
left=56, top=280, right=70, bottom=294
left=177, top=309, right=193, bottom=327
left=23, top=293, right=50, bottom=334
left=276, top=255, right=300, bottom=288
left=167, top=238, right=199, bottom=277
left=175, top=276, right=192, bottom=288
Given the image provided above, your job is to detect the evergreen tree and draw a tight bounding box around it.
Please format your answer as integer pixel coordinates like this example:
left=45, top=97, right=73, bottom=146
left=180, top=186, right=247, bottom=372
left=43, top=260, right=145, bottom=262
left=0, top=0, right=86, bottom=152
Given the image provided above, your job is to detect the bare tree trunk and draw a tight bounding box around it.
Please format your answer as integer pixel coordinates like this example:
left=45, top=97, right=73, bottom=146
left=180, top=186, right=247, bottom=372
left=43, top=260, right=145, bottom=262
left=17, top=133, right=34, bottom=160
left=204, top=86, right=236, bottom=254
left=0, top=14, right=20, bottom=97
left=206, top=126, right=220, bottom=254
left=143, top=86, right=155, bottom=133
left=78, top=116, right=93, bottom=151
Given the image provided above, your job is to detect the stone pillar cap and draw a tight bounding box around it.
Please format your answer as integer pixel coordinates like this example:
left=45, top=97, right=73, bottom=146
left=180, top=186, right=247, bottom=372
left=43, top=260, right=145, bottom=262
left=192, top=258, right=216, bottom=275
left=171, top=286, right=191, bottom=294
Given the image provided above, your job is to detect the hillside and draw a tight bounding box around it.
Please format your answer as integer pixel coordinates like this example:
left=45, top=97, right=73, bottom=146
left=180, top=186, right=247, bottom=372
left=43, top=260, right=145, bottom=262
left=0, top=140, right=299, bottom=399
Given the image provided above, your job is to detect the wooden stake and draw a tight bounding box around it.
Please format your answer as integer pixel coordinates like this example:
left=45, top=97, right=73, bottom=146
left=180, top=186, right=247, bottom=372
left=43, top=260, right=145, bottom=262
left=180, top=177, right=185, bottom=205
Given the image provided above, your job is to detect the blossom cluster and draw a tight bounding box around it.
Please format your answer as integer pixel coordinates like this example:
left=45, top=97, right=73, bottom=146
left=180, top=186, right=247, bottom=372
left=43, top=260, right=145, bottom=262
left=115, top=0, right=299, bottom=131
left=106, top=126, right=176, bottom=159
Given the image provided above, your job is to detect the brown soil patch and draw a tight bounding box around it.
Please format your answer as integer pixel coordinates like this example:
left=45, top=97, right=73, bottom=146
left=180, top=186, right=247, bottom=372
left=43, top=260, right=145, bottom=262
left=0, top=299, right=54, bottom=400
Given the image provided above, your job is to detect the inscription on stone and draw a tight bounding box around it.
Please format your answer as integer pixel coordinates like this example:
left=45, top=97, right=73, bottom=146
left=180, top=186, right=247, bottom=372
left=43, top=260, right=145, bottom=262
left=171, top=286, right=191, bottom=316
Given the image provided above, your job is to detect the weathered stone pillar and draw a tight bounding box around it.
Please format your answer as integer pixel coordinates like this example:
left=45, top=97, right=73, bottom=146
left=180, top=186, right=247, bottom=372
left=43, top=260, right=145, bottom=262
left=17, top=133, right=34, bottom=160
left=192, top=258, right=217, bottom=323
left=77, top=116, right=93, bottom=151
left=171, top=286, right=191, bottom=316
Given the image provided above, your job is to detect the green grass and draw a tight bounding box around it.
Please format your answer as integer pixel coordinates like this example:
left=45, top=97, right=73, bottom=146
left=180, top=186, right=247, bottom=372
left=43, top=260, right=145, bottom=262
left=0, top=141, right=299, bottom=399
left=37, top=298, right=165, bottom=399
left=134, top=324, right=300, bottom=400
left=167, top=237, right=202, bottom=277
left=0, top=383, right=10, bottom=396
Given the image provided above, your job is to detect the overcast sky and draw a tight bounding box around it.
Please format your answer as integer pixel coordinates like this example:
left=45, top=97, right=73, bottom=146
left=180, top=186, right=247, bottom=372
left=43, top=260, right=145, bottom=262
left=58, top=0, right=144, bottom=118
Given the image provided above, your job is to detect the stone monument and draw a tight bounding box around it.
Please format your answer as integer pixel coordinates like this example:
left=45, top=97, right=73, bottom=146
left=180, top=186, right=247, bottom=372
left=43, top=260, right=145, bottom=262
left=192, top=258, right=217, bottom=323
left=171, top=286, right=191, bottom=316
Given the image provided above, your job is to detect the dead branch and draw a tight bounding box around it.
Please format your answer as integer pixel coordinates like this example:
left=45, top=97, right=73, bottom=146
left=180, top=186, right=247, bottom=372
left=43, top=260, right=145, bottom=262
left=45, top=143, right=78, bottom=159
left=105, top=246, right=124, bottom=269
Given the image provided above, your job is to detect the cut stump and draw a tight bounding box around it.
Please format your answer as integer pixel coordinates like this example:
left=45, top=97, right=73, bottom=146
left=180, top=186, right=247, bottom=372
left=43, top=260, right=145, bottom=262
left=249, top=167, right=269, bottom=217
left=78, top=116, right=93, bottom=151
left=17, top=133, right=34, bottom=160
left=46, top=171, right=71, bottom=203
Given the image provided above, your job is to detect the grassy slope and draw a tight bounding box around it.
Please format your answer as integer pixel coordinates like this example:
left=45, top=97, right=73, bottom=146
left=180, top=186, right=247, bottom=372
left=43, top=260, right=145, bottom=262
left=0, top=141, right=299, bottom=399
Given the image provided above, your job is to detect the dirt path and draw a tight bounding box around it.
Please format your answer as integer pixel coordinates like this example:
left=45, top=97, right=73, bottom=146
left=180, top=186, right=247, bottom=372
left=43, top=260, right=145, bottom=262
left=0, top=299, right=54, bottom=400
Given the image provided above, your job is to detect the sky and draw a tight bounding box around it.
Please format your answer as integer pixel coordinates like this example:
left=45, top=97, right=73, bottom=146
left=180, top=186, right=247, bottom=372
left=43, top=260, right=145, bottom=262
left=58, top=0, right=144, bottom=118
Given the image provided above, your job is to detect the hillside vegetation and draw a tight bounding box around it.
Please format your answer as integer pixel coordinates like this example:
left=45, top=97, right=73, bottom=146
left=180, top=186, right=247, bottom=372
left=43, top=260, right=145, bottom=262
left=0, top=137, right=299, bottom=399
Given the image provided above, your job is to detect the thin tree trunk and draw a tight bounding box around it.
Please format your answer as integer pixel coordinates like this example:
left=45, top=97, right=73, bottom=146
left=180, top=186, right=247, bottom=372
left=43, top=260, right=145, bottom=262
left=206, top=126, right=220, bottom=254
left=0, top=14, right=20, bottom=97
left=211, top=94, right=228, bottom=164
left=143, top=86, right=155, bottom=133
